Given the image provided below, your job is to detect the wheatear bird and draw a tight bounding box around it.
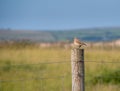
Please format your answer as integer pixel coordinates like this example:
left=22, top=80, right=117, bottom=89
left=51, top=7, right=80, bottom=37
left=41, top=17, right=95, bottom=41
left=74, top=37, right=86, bottom=48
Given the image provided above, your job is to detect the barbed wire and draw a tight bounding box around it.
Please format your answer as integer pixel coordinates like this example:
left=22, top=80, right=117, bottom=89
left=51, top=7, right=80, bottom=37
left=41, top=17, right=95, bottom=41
left=0, top=60, right=120, bottom=68
left=0, top=73, right=120, bottom=82
left=0, top=60, right=120, bottom=91
left=84, top=60, right=120, bottom=63
left=0, top=76, right=65, bottom=82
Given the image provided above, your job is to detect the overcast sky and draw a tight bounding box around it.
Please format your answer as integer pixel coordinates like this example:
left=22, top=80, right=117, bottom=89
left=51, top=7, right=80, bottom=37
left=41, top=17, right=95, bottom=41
left=0, top=0, right=120, bottom=30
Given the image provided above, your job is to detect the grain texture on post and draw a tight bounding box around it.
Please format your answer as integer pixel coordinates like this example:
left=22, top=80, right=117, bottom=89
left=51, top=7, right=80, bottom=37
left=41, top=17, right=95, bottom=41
left=71, top=48, right=85, bottom=91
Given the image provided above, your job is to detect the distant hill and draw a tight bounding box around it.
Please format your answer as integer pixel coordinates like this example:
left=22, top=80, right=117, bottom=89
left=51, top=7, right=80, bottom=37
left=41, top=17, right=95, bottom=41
left=0, top=27, right=120, bottom=42
left=0, top=30, right=55, bottom=42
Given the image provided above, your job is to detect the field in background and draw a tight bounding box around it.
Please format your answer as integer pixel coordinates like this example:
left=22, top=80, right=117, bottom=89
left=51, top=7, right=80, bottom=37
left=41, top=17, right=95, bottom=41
left=0, top=44, right=120, bottom=91
left=1, top=27, right=120, bottom=42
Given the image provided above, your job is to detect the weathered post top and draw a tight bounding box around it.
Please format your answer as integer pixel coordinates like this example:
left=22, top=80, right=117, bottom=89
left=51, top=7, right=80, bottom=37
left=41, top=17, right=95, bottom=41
left=71, top=47, right=85, bottom=91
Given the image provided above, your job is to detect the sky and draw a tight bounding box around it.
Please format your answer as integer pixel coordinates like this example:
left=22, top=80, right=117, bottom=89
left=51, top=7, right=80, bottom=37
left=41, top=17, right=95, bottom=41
left=0, top=0, right=120, bottom=30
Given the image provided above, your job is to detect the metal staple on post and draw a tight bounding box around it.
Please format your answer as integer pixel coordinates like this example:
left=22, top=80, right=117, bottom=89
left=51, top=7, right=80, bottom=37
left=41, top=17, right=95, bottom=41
left=71, top=48, right=85, bottom=91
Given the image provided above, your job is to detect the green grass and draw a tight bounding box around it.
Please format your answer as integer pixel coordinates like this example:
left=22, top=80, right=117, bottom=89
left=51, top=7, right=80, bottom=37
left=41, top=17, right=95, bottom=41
left=0, top=46, right=120, bottom=91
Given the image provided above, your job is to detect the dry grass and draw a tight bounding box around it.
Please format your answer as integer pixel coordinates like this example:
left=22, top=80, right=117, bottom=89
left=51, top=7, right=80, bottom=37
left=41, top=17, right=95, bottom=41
left=0, top=46, right=120, bottom=91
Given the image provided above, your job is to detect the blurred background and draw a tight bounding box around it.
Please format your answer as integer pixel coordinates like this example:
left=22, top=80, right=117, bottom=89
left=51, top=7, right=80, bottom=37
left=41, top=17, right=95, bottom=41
left=0, top=0, right=120, bottom=91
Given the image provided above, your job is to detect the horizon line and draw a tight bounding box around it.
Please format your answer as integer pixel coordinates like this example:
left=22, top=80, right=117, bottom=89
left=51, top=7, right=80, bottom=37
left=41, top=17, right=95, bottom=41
left=0, top=26, right=120, bottom=31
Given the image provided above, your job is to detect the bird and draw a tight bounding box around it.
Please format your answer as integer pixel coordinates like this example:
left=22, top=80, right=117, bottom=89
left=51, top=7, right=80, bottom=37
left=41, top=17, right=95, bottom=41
left=73, top=37, right=86, bottom=48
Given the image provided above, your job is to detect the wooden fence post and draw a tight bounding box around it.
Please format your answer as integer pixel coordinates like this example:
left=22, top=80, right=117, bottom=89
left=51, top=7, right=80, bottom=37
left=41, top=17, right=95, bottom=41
left=71, top=48, right=85, bottom=91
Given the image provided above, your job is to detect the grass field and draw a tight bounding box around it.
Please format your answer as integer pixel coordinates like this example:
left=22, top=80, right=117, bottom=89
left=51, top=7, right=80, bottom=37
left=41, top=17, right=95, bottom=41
left=0, top=46, right=120, bottom=91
